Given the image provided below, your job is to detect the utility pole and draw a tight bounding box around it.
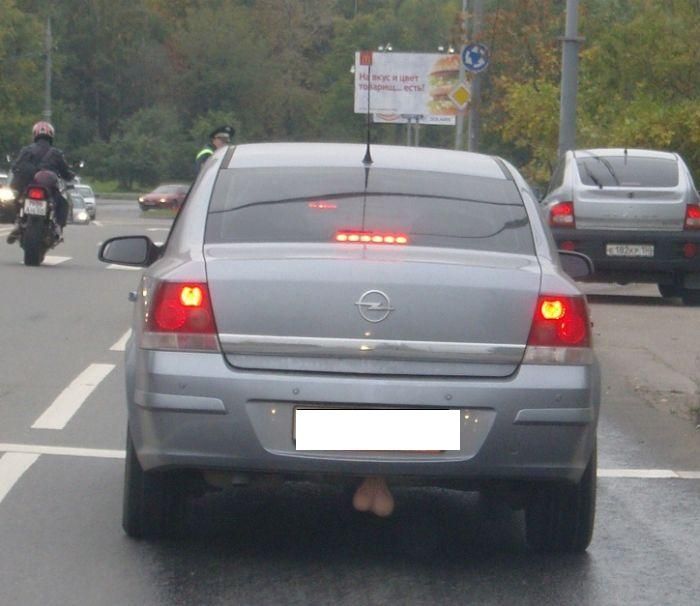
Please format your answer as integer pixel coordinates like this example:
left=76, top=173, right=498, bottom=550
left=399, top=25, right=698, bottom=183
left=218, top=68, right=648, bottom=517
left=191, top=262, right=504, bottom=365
left=454, top=0, right=468, bottom=150
left=43, top=15, right=52, bottom=122
left=467, top=0, right=484, bottom=152
left=557, top=0, right=581, bottom=157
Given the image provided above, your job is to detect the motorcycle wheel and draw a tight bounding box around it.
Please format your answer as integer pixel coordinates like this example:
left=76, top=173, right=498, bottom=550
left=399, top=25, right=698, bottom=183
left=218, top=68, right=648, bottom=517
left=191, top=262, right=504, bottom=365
left=22, top=222, right=45, bottom=266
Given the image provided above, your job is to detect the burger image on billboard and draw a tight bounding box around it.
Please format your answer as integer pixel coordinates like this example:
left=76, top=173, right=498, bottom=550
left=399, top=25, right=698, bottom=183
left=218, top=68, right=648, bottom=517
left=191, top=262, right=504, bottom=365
left=428, top=54, right=461, bottom=115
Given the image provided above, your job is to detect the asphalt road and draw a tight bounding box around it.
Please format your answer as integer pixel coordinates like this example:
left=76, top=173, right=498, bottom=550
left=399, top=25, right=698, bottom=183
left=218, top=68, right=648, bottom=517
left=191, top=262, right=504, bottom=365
left=0, top=199, right=698, bottom=605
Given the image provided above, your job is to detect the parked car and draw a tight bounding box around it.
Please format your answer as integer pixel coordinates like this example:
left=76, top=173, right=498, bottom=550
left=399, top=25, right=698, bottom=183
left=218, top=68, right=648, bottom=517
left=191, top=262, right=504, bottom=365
left=67, top=190, right=90, bottom=224
left=100, top=142, right=600, bottom=552
left=541, top=148, right=700, bottom=304
left=0, top=171, right=16, bottom=222
left=73, top=184, right=96, bottom=219
left=138, top=183, right=189, bottom=211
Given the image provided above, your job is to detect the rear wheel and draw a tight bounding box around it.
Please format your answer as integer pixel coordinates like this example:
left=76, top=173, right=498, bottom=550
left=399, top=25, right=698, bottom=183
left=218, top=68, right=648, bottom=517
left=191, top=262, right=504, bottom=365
left=658, top=284, right=681, bottom=299
left=122, top=428, right=187, bottom=539
left=22, top=222, right=44, bottom=266
left=680, top=288, right=700, bottom=306
left=525, top=447, right=596, bottom=553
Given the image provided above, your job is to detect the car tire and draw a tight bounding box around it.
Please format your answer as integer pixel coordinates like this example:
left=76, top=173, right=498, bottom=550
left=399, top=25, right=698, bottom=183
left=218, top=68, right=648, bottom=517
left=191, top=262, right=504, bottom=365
left=139, top=205, right=148, bottom=212
left=680, top=289, right=700, bottom=306
left=122, top=428, right=187, bottom=539
left=525, top=446, right=596, bottom=553
left=658, top=284, right=682, bottom=299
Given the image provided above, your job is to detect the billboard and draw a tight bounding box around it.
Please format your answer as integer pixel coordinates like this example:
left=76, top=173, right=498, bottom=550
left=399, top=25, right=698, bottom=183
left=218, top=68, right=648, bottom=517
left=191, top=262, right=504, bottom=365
left=354, top=51, right=469, bottom=121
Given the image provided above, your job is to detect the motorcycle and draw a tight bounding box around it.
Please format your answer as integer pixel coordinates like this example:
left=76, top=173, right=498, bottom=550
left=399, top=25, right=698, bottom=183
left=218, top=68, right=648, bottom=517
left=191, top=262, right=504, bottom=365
left=16, top=179, right=72, bottom=266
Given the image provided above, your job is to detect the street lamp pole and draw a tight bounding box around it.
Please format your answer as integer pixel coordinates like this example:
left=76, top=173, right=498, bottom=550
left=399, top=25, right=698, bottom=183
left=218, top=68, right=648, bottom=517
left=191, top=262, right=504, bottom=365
left=455, top=0, right=468, bottom=150
left=43, top=15, right=52, bottom=122
left=557, top=0, right=581, bottom=156
left=467, top=0, right=483, bottom=152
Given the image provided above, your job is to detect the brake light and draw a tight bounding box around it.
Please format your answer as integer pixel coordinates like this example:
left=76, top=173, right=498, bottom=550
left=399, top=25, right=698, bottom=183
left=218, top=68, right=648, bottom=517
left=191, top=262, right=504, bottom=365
left=335, top=231, right=409, bottom=245
left=524, top=295, right=592, bottom=364
left=142, top=281, right=219, bottom=352
left=683, top=243, right=697, bottom=258
left=549, top=201, right=575, bottom=228
left=308, top=201, right=337, bottom=210
left=684, top=204, right=700, bottom=230
left=27, top=187, right=46, bottom=200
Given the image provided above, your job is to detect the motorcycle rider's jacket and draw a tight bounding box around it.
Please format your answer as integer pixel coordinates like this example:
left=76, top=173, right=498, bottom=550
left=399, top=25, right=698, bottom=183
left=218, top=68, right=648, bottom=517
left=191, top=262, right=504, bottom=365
left=11, top=138, right=74, bottom=193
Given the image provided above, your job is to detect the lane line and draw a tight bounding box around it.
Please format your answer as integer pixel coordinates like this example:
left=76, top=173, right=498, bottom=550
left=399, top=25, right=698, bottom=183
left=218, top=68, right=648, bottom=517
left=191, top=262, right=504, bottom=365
left=0, top=444, right=697, bottom=480
left=0, top=444, right=124, bottom=460
left=110, top=329, right=132, bottom=351
left=106, top=264, right=141, bottom=271
left=0, top=453, right=40, bottom=504
left=31, top=364, right=116, bottom=430
left=92, top=220, right=103, bottom=227
left=598, top=468, right=679, bottom=478
left=43, top=255, right=71, bottom=266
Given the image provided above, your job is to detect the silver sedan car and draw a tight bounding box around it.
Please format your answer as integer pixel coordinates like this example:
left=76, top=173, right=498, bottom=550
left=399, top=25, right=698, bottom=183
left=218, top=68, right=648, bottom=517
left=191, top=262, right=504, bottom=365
left=100, top=143, right=600, bottom=552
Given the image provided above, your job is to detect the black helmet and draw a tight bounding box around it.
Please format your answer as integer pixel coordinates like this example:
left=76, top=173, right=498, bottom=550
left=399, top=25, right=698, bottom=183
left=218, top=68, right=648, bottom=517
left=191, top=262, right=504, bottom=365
left=209, top=125, right=235, bottom=142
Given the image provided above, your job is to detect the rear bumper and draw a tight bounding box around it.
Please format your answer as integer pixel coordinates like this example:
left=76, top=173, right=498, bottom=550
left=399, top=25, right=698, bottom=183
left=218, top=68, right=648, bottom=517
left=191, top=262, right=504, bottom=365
left=126, top=348, right=600, bottom=485
left=552, top=227, right=700, bottom=283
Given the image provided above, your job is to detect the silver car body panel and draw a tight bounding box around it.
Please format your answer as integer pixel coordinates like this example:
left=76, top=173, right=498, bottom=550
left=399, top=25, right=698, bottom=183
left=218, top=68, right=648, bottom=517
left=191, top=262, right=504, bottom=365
left=125, top=143, right=599, bottom=485
left=544, top=148, right=699, bottom=231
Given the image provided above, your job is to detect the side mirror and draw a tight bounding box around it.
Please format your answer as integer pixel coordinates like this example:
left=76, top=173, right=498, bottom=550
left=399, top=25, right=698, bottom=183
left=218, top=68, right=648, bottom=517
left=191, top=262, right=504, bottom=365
left=559, top=250, right=594, bottom=280
left=99, top=236, right=160, bottom=267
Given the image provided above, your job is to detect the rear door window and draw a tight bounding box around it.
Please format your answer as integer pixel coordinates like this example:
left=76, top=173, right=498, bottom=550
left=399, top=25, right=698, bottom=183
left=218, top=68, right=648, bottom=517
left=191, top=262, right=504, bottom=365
left=205, top=167, right=534, bottom=255
left=576, top=156, right=679, bottom=188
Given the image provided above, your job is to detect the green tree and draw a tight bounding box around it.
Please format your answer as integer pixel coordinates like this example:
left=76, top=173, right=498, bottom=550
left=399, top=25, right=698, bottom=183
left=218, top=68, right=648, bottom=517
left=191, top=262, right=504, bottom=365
left=0, top=0, right=43, bottom=163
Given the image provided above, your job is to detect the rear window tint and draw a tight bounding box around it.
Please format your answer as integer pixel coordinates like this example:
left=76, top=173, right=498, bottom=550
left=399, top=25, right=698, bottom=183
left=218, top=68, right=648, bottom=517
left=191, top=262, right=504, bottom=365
left=205, top=167, right=534, bottom=255
left=576, top=156, right=679, bottom=188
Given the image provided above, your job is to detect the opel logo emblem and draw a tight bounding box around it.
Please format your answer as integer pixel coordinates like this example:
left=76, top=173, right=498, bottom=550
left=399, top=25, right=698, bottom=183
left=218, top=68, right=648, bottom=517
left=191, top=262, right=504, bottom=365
left=355, top=290, right=394, bottom=323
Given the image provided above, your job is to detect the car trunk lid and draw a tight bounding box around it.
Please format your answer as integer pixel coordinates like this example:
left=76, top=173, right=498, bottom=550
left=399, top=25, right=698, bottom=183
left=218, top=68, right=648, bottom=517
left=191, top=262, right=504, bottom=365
left=204, top=244, right=541, bottom=378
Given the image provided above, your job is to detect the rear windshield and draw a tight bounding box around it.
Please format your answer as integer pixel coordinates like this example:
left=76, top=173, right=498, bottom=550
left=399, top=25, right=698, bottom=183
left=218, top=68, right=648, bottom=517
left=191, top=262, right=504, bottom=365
left=75, top=186, right=93, bottom=196
left=205, top=167, right=534, bottom=255
left=576, top=156, right=679, bottom=188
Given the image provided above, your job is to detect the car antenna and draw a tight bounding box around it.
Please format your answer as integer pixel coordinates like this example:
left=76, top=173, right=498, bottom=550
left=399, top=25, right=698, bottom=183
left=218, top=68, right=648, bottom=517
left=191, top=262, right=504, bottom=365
left=624, top=148, right=628, bottom=165
left=360, top=51, right=373, bottom=165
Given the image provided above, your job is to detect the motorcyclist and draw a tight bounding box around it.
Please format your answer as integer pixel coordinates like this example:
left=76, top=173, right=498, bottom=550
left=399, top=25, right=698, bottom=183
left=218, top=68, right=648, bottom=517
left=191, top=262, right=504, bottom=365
left=6, top=121, right=75, bottom=244
left=195, top=125, right=235, bottom=173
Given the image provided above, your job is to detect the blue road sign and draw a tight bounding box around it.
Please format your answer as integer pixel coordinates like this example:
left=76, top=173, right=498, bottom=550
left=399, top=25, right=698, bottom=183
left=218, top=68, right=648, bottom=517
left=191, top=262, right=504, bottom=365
left=462, top=43, right=490, bottom=73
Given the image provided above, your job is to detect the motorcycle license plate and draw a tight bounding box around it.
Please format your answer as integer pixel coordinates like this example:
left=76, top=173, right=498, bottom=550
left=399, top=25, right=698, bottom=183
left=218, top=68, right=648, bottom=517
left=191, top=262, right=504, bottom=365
left=24, top=200, right=47, bottom=216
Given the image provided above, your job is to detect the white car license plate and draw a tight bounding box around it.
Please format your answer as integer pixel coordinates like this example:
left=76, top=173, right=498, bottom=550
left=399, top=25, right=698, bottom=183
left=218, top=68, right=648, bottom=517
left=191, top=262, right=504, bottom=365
left=605, top=243, right=654, bottom=257
left=294, top=408, right=460, bottom=451
left=24, top=199, right=47, bottom=216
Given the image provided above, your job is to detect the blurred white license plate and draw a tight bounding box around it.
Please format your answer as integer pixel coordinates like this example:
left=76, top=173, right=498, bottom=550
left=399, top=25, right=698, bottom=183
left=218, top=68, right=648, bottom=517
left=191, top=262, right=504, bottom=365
left=294, top=409, right=460, bottom=451
left=24, top=200, right=47, bottom=216
left=606, top=243, right=654, bottom=257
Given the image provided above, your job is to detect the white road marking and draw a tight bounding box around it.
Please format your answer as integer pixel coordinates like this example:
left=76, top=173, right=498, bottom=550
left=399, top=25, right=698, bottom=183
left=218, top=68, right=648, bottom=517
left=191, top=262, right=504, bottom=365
left=0, top=444, right=124, bottom=460
left=598, top=469, right=676, bottom=478
left=110, top=329, right=132, bottom=351
left=147, top=228, right=169, bottom=232
left=92, top=220, right=103, bottom=227
left=31, top=364, right=116, bottom=430
left=106, top=264, right=141, bottom=271
left=0, top=443, right=697, bottom=481
left=43, top=255, right=71, bottom=266
left=0, top=453, right=40, bottom=504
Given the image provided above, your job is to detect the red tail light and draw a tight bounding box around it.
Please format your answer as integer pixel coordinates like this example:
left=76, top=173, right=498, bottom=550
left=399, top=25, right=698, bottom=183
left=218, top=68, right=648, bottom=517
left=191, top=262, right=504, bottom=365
left=528, top=295, right=590, bottom=347
left=684, top=204, right=700, bottom=230
left=27, top=187, right=47, bottom=200
left=549, top=201, right=575, bottom=228
left=142, top=282, right=219, bottom=352
left=335, top=230, right=409, bottom=245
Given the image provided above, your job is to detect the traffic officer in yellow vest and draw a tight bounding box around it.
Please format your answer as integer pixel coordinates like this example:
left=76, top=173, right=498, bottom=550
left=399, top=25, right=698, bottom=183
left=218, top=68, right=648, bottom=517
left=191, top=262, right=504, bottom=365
left=195, top=125, right=235, bottom=173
